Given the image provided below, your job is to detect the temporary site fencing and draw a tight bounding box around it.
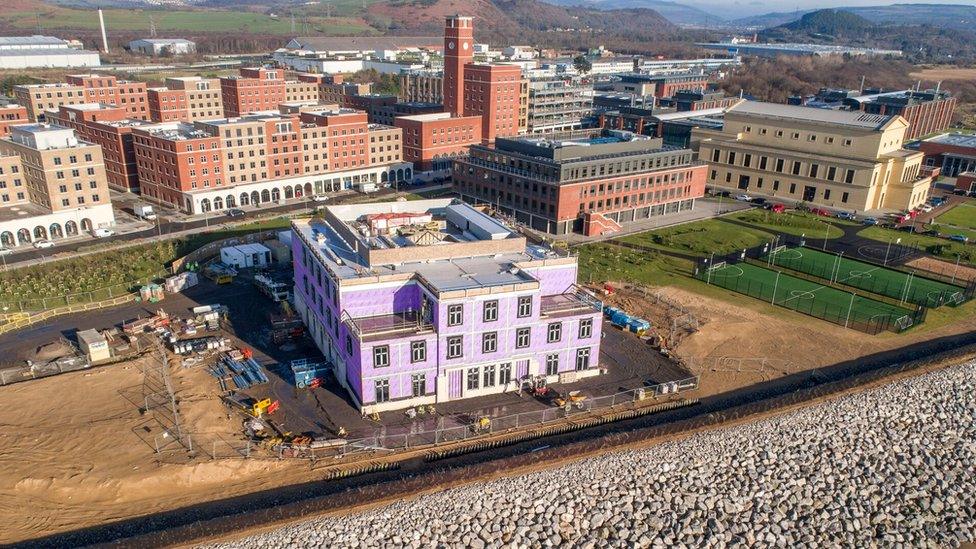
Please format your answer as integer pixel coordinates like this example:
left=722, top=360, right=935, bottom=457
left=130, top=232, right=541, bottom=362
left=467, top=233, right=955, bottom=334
left=162, top=376, right=700, bottom=462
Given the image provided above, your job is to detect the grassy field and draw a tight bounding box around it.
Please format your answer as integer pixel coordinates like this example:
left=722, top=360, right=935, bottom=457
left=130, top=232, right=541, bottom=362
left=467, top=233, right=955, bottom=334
left=702, top=261, right=915, bottom=332
left=618, top=218, right=775, bottom=257
left=2, top=7, right=375, bottom=35
left=727, top=209, right=845, bottom=239
left=767, top=246, right=968, bottom=308
left=0, top=217, right=292, bottom=309
left=576, top=243, right=696, bottom=287
left=858, top=226, right=975, bottom=265
left=935, top=200, right=976, bottom=230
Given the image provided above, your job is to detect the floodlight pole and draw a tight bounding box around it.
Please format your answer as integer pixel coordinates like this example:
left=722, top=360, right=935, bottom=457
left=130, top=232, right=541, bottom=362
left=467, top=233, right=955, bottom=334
left=772, top=271, right=781, bottom=305
left=952, top=254, right=961, bottom=284
left=706, top=252, right=715, bottom=285
left=845, top=292, right=856, bottom=328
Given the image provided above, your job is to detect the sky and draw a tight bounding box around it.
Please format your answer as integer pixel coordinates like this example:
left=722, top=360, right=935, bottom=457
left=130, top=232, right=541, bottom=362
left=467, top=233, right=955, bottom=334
left=679, top=0, right=976, bottom=18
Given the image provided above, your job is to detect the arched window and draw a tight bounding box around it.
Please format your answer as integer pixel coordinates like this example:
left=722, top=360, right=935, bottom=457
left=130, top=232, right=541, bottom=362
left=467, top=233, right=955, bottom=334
left=260, top=189, right=271, bottom=203
left=213, top=196, right=224, bottom=210
left=33, top=225, right=47, bottom=240
left=200, top=198, right=211, bottom=212
left=17, top=228, right=31, bottom=244
left=64, top=220, right=78, bottom=236
left=81, top=218, right=93, bottom=232
left=49, top=223, right=64, bottom=239
left=240, top=192, right=250, bottom=206
left=0, top=231, right=14, bottom=247
left=271, top=188, right=281, bottom=201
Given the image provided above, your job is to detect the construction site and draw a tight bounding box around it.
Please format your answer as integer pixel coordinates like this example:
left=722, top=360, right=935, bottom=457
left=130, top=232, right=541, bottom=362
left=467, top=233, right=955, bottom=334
left=3, top=225, right=976, bottom=545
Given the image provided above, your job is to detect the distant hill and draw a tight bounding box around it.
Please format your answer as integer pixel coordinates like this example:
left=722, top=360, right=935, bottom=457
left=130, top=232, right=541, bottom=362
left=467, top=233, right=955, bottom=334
left=773, top=9, right=877, bottom=38
left=734, top=3, right=976, bottom=31
left=539, top=0, right=722, bottom=27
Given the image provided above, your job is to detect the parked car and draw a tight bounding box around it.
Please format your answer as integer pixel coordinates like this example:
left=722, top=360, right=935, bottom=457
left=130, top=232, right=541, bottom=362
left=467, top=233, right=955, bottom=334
left=918, top=204, right=933, bottom=213
left=897, top=225, right=920, bottom=233
left=862, top=217, right=879, bottom=226
left=954, top=188, right=969, bottom=196
left=750, top=197, right=768, bottom=205
left=836, top=211, right=857, bottom=221
left=0, top=247, right=12, bottom=256
left=225, top=208, right=246, bottom=218
left=810, top=208, right=832, bottom=217
left=892, top=214, right=910, bottom=224
left=33, top=240, right=54, bottom=249
left=769, top=203, right=786, bottom=213
left=929, top=196, right=946, bottom=206
left=92, top=228, right=115, bottom=238
left=310, top=194, right=329, bottom=203
left=949, top=234, right=970, bottom=243
left=734, top=194, right=752, bottom=202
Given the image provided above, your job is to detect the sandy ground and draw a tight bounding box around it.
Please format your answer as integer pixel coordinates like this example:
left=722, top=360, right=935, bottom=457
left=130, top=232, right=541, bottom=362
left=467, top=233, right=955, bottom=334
left=910, top=67, right=976, bottom=81
left=906, top=256, right=976, bottom=284
left=1, top=285, right=974, bottom=543
left=0, top=356, right=311, bottom=544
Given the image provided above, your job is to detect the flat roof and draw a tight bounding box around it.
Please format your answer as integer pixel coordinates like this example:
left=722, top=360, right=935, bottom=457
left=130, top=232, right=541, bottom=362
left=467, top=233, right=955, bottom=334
left=396, top=112, right=452, bottom=122
left=0, top=202, right=50, bottom=222
left=927, top=133, right=976, bottom=149
left=727, top=101, right=895, bottom=130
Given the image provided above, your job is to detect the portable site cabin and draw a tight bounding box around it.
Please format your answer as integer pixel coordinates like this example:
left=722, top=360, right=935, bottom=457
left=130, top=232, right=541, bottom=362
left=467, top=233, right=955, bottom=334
left=77, top=328, right=110, bottom=362
left=219, top=243, right=272, bottom=269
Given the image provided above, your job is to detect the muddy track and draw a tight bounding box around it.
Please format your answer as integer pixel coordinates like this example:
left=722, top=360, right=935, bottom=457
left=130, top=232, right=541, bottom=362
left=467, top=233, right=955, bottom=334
left=17, top=331, right=976, bottom=549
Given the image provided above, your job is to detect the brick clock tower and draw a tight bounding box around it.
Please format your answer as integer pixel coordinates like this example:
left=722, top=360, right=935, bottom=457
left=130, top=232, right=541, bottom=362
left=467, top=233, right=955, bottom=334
left=443, top=15, right=473, bottom=116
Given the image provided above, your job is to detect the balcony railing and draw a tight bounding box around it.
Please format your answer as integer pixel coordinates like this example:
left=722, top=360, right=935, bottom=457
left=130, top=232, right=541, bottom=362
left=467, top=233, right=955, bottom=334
left=343, top=309, right=434, bottom=341
left=540, top=285, right=603, bottom=318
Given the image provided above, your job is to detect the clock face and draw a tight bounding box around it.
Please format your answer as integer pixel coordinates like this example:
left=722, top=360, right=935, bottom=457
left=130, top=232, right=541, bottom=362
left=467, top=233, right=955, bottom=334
left=448, top=40, right=455, bottom=50
left=462, top=41, right=469, bottom=50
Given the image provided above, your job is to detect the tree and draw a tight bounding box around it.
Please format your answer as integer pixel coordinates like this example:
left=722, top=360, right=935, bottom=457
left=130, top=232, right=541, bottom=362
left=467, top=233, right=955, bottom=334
left=573, top=54, right=592, bottom=75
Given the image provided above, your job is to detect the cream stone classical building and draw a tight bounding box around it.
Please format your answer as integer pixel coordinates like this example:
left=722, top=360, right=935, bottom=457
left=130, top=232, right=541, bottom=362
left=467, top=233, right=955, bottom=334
left=695, top=101, right=931, bottom=212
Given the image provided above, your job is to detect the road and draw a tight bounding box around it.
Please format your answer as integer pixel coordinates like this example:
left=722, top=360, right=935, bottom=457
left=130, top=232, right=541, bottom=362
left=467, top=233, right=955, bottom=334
left=2, top=183, right=448, bottom=267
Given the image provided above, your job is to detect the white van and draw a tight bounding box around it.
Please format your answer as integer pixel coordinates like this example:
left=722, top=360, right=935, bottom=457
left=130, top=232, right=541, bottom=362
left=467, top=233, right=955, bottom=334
left=92, top=228, right=115, bottom=238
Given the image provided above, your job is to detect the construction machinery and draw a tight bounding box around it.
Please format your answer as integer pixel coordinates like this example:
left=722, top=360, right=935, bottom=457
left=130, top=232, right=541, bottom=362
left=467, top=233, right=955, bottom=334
left=203, top=262, right=237, bottom=284
left=472, top=416, right=491, bottom=434
left=553, top=390, right=587, bottom=411
left=269, top=301, right=305, bottom=344
left=223, top=394, right=280, bottom=418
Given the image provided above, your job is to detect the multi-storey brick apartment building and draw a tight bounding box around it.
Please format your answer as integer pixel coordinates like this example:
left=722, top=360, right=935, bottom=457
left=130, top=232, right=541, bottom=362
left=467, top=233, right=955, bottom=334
left=147, top=77, right=225, bottom=123
left=454, top=130, right=706, bottom=236
left=395, top=112, right=481, bottom=174
left=0, top=104, right=28, bottom=136
left=14, top=74, right=150, bottom=122
left=695, top=101, right=931, bottom=211
left=853, top=89, right=956, bottom=141
left=48, top=103, right=150, bottom=192
left=291, top=199, right=603, bottom=413
left=0, top=124, right=115, bottom=248
left=220, top=67, right=288, bottom=117
left=131, top=108, right=410, bottom=214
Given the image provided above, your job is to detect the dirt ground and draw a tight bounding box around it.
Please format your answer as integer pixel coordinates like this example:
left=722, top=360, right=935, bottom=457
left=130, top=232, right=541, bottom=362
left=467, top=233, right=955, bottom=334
left=2, top=282, right=975, bottom=544
left=905, top=256, right=976, bottom=284
left=910, top=67, right=976, bottom=81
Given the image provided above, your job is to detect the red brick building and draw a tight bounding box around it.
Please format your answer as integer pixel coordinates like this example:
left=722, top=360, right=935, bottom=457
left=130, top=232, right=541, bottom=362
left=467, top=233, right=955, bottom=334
left=454, top=131, right=706, bottom=235
left=463, top=64, right=523, bottom=144
left=0, top=104, right=28, bottom=136
left=220, top=67, right=287, bottom=117
left=854, top=90, right=956, bottom=141
left=48, top=103, right=149, bottom=192
left=147, top=87, right=189, bottom=122
left=65, top=74, right=150, bottom=120
left=443, top=15, right=473, bottom=116
left=394, top=112, right=481, bottom=172
left=132, top=123, right=225, bottom=207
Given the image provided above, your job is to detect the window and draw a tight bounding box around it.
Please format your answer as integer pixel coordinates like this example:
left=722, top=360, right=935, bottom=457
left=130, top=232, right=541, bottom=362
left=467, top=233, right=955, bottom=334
left=372, top=346, right=390, bottom=368
left=845, top=169, right=855, bottom=184
left=375, top=379, right=390, bottom=403
left=711, top=149, right=720, bottom=162
left=775, top=159, right=784, bottom=172
left=809, top=164, right=819, bottom=178
left=842, top=192, right=849, bottom=203
left=482, top=332, right=497, bottom=353
left=789, top=183, right=796, bottom=194
left=467, top=367, right=480, bottom=390
left=411, top=374, right=425, bottom=397
left=547, top=322, right=562, bottom=343
left=727, top=151, right=736, bottom=165
left=447, top=336, right=463, bottom=359
left=483, top=300, right=498, bottom=322
left=576, top=348, right=591, bottom=371
left=411, top=341, right=426, bottom=363
left=546, top=353, right=559, bottom=375
left=791, top=161, right=802, bottom=176
left=773, top=180, right=780, bottom=191
left=827, top=166, right=836, bottom=181
left=515, top=327, right=530, bottom=349
left=499, top=363, right=512, bottom=385
left=447, top=304, right=463, bottom=326
left=824, top=189, right=831, bottom=200
left=517, top=296, right=532, bottom=318
left=579, top=318, right=592, bottom=339
left=483, top=364, right=496, bottom=387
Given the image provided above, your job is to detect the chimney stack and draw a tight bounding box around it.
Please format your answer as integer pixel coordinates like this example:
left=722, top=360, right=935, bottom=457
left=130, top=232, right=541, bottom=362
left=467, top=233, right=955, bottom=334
left=98, top=9, right=109, bottom=53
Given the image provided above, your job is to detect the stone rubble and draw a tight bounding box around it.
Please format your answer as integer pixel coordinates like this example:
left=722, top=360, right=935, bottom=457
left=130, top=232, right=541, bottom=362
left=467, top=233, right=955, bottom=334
left=215, top=361, right=976, bottom=548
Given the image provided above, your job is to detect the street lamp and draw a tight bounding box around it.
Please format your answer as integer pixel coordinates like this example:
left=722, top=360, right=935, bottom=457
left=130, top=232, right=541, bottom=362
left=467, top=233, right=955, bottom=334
left=884, top=237, right=901, bottom=266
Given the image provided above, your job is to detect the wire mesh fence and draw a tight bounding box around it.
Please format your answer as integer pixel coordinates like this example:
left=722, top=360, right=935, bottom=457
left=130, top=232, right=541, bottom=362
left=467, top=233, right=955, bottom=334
left=766, top=246, right=971, bottom=308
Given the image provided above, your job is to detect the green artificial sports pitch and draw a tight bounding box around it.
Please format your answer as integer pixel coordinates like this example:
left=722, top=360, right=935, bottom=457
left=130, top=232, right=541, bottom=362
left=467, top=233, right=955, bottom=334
left=765, top=246, right=967, bottom=308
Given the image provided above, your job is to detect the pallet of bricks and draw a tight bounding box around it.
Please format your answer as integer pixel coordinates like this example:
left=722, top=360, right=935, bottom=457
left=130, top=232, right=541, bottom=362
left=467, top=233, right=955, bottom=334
left=210, top=348, right=270, bottom=391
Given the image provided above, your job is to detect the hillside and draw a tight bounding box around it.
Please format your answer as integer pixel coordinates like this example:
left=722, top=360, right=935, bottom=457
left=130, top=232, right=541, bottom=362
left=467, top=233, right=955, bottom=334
left=770, top=9, right=877, bottom=39
left=538, top=0, right=721, bottom=27
left=734, top=3, right=976, bottom=31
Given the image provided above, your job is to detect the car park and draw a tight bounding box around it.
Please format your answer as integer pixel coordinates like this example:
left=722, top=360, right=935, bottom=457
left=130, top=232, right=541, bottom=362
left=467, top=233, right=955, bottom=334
left=33, top=240, right=54, bottom=249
